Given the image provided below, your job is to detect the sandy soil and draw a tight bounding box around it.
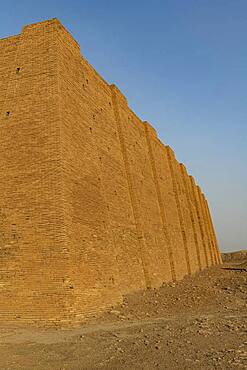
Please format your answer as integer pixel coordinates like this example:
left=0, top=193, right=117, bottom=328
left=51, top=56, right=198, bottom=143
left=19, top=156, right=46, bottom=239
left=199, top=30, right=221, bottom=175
left=0, top=258, right=246, bottom=370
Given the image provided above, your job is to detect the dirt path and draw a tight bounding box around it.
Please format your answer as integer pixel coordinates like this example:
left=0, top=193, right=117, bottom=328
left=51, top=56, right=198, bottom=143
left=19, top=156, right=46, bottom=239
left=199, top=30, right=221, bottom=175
left=0, top=312, right=246, bottom=345
left=0, top=262, right=246, bottom=369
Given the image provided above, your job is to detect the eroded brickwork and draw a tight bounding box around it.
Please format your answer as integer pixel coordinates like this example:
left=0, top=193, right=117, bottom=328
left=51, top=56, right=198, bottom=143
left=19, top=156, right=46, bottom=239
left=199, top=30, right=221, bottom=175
left=0, top=19, right=222, bottom=323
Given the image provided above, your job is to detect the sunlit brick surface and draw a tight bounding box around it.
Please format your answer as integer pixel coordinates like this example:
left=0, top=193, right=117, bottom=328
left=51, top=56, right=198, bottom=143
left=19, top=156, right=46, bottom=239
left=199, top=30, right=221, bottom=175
left=0, top=19, right=222, bottom=324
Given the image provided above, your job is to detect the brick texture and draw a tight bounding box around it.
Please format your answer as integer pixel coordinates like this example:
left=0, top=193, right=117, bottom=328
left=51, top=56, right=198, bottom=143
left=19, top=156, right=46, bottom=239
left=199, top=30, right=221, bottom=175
left=0, top=19, right=222, bottom=323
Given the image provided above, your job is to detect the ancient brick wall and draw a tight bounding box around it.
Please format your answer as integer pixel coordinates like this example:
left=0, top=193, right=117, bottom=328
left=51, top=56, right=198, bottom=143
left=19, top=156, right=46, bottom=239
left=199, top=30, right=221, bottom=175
left=0, top=20, right=75, bottom=322
left=0, top=19, right=222, bottom=323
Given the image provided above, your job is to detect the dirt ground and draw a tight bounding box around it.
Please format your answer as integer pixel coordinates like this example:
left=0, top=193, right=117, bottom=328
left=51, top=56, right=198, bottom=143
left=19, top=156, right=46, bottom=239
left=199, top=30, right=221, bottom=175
left=0, top=257, right=246, bottom=370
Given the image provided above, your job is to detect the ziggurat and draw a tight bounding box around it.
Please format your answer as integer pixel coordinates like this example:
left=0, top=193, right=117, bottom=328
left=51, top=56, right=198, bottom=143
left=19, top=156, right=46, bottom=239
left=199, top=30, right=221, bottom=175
left=0, top=19, right=222, bottom=323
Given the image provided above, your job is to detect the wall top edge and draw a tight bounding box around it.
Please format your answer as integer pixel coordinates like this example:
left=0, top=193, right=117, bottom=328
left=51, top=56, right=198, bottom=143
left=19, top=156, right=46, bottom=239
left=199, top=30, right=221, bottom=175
left=165, top=145, right=175, bottom=156
left=22, top=18, right=80, bottom=49
left=110, top=84, right=128, bottom=103
left=0, top=18, right=80, bottom=49
left=0, top=34, right=20, bottom=43
left=143, top=121, right=157, bottom=137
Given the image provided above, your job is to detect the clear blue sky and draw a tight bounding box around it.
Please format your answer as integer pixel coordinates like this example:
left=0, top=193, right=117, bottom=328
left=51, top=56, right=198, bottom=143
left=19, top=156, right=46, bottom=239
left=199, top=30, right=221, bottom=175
left=0, top=0, right=246, bottom=252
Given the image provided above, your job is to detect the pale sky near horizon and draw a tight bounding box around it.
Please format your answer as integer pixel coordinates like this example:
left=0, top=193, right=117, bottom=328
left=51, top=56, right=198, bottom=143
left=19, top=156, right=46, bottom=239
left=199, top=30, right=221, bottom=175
left=0, top=0, right=246, bottom=252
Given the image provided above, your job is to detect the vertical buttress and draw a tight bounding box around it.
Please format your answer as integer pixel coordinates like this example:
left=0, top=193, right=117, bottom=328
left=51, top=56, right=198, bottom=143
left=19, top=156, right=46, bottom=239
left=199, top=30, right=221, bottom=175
left=166, top=147, right=191, bottom=275
left=144, top=122, right=176, bottom=281
left=110, top=85, right=151, bottom=288
left=189, top=176, right=209, bottom=268
left=180, top=164, right=202, bottom=271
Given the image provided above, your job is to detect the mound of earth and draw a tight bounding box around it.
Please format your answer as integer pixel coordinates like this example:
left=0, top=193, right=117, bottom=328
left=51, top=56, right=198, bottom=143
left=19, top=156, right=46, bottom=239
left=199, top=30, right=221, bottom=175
left=0, top=259, right=246, bottom=369
left=222, top=249, right=247, bottom=262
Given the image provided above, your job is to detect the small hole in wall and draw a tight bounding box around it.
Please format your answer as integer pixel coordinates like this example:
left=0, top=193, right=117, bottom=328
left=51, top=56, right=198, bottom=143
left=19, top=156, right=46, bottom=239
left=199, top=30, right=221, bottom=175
left=109, top=102, right=111, bottom=106
left=89, top=127, right=92, bottom=133
left=93, top=114, right=95, bottom=119
left=86, top=79, right=89, bottom=84
left=6, top=111, right=10, bottom=117
left=16, top=67, right=21, bottom=74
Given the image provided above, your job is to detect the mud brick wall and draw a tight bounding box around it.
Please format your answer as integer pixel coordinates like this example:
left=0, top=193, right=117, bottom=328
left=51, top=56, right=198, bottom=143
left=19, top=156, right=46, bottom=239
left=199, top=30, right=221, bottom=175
left=0, top=20, right=75, bottom=322
left=0, top=19, right=222, bottom=323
